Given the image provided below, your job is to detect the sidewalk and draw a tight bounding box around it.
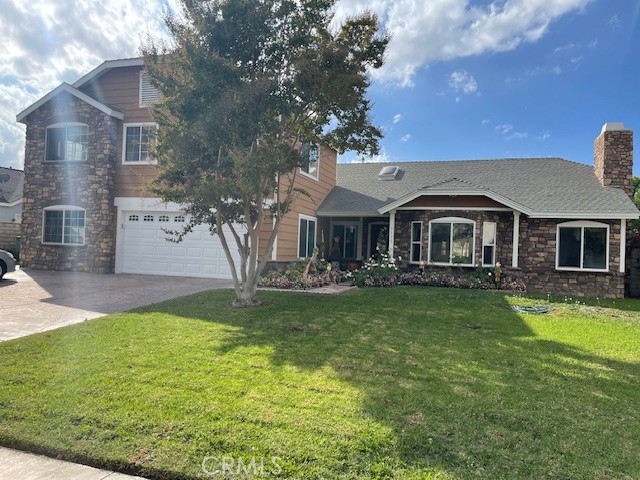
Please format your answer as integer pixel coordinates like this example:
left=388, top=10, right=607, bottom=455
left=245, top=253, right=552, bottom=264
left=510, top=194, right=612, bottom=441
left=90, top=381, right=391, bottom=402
left=0, top=447, right=146, bottom=479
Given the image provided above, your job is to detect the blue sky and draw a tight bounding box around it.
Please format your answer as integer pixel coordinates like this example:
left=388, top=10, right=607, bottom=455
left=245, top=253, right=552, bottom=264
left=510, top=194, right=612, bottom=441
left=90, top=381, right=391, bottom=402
left=338, top=1, right=640, bottom=173
left=1, top=0, right=639, bottom=173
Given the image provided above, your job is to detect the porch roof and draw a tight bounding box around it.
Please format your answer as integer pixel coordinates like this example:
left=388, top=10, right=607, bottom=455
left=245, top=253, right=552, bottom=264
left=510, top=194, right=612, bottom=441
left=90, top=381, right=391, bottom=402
left=316, top=158, right=640, bottom=219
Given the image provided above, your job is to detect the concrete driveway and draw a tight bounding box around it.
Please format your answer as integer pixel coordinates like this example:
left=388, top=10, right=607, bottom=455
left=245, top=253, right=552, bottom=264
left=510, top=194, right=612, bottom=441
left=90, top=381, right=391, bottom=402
left=0, top=268, right=232, bottom=341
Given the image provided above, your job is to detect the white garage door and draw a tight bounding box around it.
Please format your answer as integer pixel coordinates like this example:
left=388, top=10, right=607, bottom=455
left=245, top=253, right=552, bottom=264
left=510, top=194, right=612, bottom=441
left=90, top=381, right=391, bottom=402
left=122, top=211, right=243, bottom=279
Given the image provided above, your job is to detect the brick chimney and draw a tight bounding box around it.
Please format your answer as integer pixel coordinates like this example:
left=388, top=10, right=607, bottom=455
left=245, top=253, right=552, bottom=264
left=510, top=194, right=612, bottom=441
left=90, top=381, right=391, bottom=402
left=594, top=122, right=633, bottom=198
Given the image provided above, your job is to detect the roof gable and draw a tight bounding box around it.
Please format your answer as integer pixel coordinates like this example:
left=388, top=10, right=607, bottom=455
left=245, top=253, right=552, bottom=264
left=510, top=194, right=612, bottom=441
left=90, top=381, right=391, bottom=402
left=72, top=57, right=144, bottom=89
left=16, top=83, right=125, bottom=123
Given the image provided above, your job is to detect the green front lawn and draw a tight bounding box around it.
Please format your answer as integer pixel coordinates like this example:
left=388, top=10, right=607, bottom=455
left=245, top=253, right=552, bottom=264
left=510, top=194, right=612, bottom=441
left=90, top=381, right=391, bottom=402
left=0, top=288, right=639, bottom=479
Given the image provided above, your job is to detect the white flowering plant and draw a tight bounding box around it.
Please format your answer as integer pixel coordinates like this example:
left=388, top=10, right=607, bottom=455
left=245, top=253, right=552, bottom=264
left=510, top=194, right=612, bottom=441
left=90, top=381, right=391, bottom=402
left=351, top=251, right=400, bottom=287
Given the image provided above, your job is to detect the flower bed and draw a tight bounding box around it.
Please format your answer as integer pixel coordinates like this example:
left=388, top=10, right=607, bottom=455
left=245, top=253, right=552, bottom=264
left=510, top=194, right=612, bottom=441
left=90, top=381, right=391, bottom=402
left=259, top=259, right=335, bottom=290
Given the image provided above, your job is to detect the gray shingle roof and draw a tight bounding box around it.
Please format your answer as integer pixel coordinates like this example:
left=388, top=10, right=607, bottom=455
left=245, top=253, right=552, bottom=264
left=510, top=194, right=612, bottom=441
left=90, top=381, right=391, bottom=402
left=0, top=167, right=24, bottom=204
left=317, top=158, right=639, bottom=218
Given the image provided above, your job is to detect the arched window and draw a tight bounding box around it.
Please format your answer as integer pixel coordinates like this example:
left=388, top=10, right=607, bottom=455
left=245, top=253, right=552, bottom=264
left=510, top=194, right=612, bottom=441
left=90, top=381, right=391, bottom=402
left=428, top=217, right=475, bottom=266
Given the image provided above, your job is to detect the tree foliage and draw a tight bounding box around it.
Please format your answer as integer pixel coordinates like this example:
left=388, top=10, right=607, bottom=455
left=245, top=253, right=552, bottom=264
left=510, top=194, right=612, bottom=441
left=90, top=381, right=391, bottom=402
left=142, top=0, right=388, bottom=306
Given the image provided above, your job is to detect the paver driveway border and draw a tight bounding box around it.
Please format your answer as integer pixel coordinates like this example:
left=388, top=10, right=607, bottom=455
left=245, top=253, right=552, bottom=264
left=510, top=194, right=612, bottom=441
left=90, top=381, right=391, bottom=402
left=0, top=267, right=232, bottom=341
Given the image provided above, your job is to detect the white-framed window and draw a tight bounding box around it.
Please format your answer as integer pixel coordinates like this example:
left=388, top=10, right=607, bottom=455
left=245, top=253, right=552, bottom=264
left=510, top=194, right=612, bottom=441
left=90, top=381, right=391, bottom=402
left=45, top=123, right=88, bottom=162
left=428, top=217, right=475, bottom=266
left=139, top=70, right=160, bottom=107
left=143, top=215, right=154, bottom=222
left=174, top=215, right=185, bottom=223
left=42, top=206, right=85, bottom=246
left=128, top=214, right=139, bottom=222
left=482, top=221, right=497, bottom=267
left=410, top=221, right=422, bottom=264
left=299, top=141, right=319, bottom=179
left=158, top=215, right=169, bottom=222
left=298, top=214, right=317, bottom=258
left=556, top=221, right=609, bottom=271
left=122, top=123, right=157, bottom=164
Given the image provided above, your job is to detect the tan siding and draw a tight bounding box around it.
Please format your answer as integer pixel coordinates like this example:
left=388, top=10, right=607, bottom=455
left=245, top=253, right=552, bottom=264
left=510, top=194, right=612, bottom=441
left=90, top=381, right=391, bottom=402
left=272, top=145, right=337, bottom=260
left=79, top=66, right=159, bottom=198
left=81, top=66, right=337, bottom=260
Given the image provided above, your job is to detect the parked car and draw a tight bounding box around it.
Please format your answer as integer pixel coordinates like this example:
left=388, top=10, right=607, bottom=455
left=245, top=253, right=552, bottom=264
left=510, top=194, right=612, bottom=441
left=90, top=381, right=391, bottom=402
left=0, top=249, right=16, bottom=280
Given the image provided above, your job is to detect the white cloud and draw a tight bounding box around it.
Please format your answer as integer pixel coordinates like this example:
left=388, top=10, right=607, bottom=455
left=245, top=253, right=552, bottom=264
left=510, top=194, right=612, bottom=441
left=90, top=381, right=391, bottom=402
left=607, top=14, right=620, bottom=29
left=448, top=70, right=478, bottom=95
left=350, top=149, right=390, bottom=163
left=393, top=113, right=402, bottom=124
left=538, top=130, right=551, bottom=140
left=495, top=124, right=513, bottom=135
left=481, top=119, right=491, bottom=126
left=495, top=124, right=527, bottom=140
left=333, top=0, right=594, bottom=86
left=0, top=0, right=595, bottom=167
left=400, top=134, right=411, bottom=142
left=0, top=0, right=180, bottom=168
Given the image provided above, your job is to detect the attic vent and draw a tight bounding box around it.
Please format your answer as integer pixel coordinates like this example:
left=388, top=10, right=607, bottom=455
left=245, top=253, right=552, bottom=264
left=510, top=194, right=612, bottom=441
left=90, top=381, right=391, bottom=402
left=378, top=165, right=399, bottom=180
left=139, top=70, right=160, bottom=106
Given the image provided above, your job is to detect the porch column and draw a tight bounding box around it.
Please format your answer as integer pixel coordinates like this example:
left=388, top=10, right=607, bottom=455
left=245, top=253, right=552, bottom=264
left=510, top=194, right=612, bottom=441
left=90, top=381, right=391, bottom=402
left=512, top=211, right=520, bottom=268
left=620, top=218, right=626, bottom=273
left=389, top=209, right=396, bottom=258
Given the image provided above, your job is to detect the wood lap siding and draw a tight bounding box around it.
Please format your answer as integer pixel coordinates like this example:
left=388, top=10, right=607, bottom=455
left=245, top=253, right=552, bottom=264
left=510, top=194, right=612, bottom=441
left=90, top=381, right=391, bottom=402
left=79, top=66, right=157, bottom=197
left=275, top=146, right=337, bottom=260
left=79, top=65, right=337, bottom=260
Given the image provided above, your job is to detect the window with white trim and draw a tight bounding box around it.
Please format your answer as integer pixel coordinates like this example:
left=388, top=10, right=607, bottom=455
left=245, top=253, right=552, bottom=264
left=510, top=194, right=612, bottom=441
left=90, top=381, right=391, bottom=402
left=139, top=70, right=160, bottom=106
left=174, top=215, right=185, bottom=223
left=42, top=207, right=85, bottom=245
left=143, top=215, right=154, bottom=222
left=158, top=215, right=169, bottom=222
left=298, top=216, right=317, bottom=258
left=556, top=221, right=609, bottom=271
left=128, top=214, right=139, bottom=222
left=45, top=123, right=88, bottom=162
left=123, top=124, right=156, bottom=164
left=410, top=221, right=422, bottom=263
left=429, top=217, right=475, bottom=266
left=482, top=221, right=496, bottom=267
left=300, top=141, right=319, bottom=179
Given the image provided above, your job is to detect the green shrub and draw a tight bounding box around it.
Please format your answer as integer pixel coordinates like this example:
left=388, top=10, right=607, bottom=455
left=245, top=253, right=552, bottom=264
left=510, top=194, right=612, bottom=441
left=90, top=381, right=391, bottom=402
left=349, top=252, right=399, bottom=287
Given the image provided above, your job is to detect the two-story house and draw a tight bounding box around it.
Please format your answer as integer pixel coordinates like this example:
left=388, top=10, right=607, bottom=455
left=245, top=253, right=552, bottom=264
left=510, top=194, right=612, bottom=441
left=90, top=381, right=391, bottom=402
left=16, top=58, right=639, bottom=297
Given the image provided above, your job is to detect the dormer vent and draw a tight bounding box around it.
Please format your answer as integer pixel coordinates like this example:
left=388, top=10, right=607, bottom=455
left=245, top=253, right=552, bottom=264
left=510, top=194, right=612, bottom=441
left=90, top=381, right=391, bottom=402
left=378, top=165, right=399, bottom=180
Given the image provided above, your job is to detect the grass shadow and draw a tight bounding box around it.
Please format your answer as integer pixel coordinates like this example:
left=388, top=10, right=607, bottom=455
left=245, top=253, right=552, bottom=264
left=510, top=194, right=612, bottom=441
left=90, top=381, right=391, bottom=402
left=0, top=287, right=638, bottom=479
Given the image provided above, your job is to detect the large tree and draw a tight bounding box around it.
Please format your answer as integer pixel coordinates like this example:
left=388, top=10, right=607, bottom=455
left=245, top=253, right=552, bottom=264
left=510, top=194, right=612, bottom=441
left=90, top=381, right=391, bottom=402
left=142, top=0, right=388, bottom=306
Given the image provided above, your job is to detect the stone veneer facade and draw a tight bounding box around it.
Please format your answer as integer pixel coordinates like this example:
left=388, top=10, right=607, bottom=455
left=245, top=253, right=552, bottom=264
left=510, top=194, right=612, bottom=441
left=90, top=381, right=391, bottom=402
left=20, top=92, right=118, bottom=273
left=594, top=127, right=633, bottom=197
left=394, top=211, right=625, bottom=298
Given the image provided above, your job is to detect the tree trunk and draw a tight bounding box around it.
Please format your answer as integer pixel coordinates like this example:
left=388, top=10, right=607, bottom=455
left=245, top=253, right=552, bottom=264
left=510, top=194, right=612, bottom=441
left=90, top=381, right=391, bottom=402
left=232, top=272, right=261, bottom=307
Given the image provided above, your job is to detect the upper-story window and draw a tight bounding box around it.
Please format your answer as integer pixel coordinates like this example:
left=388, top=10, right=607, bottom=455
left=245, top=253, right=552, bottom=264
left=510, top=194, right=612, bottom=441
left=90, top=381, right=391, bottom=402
left=123, top=123, right=156, bottom=164
left=139, top=70, right=160, bottom=107
left=45, top=123, right=88, bottom=162
left=299, top=141, right=319, bottom=179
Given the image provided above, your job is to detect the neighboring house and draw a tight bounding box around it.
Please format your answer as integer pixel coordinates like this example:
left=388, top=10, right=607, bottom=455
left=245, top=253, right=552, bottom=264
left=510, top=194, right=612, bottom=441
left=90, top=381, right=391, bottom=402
left=0, top=166, right=23, bottom=223
left=0, top=166, right=24, bottom=252
left=15, top=58, right=639, bottom=297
